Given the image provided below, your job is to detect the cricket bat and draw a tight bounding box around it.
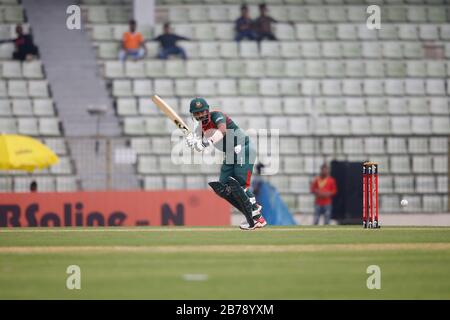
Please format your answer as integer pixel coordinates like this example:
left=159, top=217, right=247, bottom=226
left=151, top=95, right=191, bottom=135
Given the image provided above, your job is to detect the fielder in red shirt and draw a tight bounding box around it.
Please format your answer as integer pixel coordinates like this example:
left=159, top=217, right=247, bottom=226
left=310, top=164, right=337, bottom=225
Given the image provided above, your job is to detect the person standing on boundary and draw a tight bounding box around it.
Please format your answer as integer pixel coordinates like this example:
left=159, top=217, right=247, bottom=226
left=310, top=163, right=337, bottom=225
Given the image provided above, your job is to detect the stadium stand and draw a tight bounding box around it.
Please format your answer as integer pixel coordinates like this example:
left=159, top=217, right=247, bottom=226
left=77, top=0, right=450, bottom=213
left=0, top=0, right=79, bottom=192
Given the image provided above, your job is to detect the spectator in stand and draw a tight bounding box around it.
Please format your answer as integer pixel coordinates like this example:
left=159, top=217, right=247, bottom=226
left=154, top=23, right=189, bottom=60
left=12, top=24, right=39, bottom=61
left=253, top=3, right=277, bottom=41
left=118, top=19, right=146, bottom=62
left=30, top=181, right=37, bottom=193
left=310, top=163, right=337, bottom=225
left=234, top=4, right=256, bottom=41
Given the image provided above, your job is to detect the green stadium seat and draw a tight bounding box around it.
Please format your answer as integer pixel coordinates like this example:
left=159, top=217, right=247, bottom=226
left=104, top=61, right=124, bottom=78
left=133, top=79, right=152, bottom=96
left=219, top=41, right=238, bottom=58
left=239, top=42, right=258, bottom=58
left=11, top=98, right=32, bottom=115
left=8, top=80, right=27, bottom=97
left=145, top=60, right=166, bottom=77
left=123, top=117, right=146, bottom=135
left=175, top=79, right=195, bottom=96
left=0, top=43, right=14, bottom=59
left=125, top=61, right=146, bottom=78
left=245, top=60, right=264, bottom=78
left=327, top=7, right=346, bottom=22
left=407, top=7, right=427, bottom=22
left=426, top=79, right=445, bottom=95
left=301, top=42, right=321, bottom=58
left=116, top=98, right=138, bottom=115
left=362, top=42, right=381, bottom=58
left=199, top=42, right=219, bottom=58
left=280, top=42, right=301, bottom=58
left=308, top=6, right=328, bottom=22
left=316, top=24, right=336, bottom=40
left=226, top=60, right=245, bottom=77
left=217, top=79, right=237, bottom=96
left=92, top=25, right=113, bottom=40
left=345, top=60, right=365, bottom=77
left=3, top=6, right=24, bottom=22
left=28, top=80, right=49, bottom=97
left=208, top=6, right=229, bottom=22
left=169, top=7, right=189, bottom=23
left=259, top=79, right=280, bottom=96
left=39, top=118, right=61, bottom=136
left=18, top=117, right=38, bottom=135
left=411, top=117, right=432, bottom=134
left=274, top=23, right=295, bottom=40
left=97, top=42, right=119, bottom=59
left=153, top=79, right=174, bottom=96
left=260, top=41, right=280, bottom=58
left=145, top=117, right=170, bottom=134
left=195, top=24, right=215, bottom=40
left=288, top=6, right=308, bottom=22
left=427, top=6, right=447, bottom=22
left=429, top=97, right=449, bottom=114
left=379, top=24, right=398, bottom=40
left=337, top=24, right=358, bottom=40
left=266, top=60, right=285, bottom=77
left=238, top=79, right=258, bottom=95
left=33, top=99, right=54, bottom=116
left=0, top=98, right=11, bottom=115
left=305, top=60, right=325, bottom=77
left=215, top=23, right=233, bottom=40
left=367, top=97, right=388, bottom=114
left=0, top=117, right=16, bottom=133
left=385, top=79, right=405, bottom=96
left=365, top=61, right=384, bottom=77
left=408, top=137, right=428, bottom=154
left=23, top=61, right=44, bottom=78
left=130, top=137, right=152, bottom=154
left=345, top=98, right=365, bottom=114
left=341, top=42, right=362, bottom=58
left=113, top=79, right=132, bottom=96
left=86, top=6, right=108, bottom=23
left=403, top=42, right=424, bottom=58
left=196, top=79, right=216, bottom=96
left=419, top=25, right=439, bottom=40
left=295, top=24, right=315, bottom=40
left=2, top=61, right=21, bottom=78
left=205, top=60, right=225, bottom=77
left=398, top=24, right=419, bottom=40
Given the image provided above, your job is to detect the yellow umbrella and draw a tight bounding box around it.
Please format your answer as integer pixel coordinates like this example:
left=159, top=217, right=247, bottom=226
left=0, top=134, right=59, bottom=172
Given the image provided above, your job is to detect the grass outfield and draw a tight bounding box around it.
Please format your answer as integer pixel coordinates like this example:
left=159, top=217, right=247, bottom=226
left=0, top=226, right=449, bottom=299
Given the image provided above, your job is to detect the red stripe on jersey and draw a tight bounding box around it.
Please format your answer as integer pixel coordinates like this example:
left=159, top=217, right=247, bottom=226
left=245, top=170, right=252, bottom=189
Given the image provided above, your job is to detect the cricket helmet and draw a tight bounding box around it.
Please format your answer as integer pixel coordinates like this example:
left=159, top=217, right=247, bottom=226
left=189, top=97, right=209, bottom=114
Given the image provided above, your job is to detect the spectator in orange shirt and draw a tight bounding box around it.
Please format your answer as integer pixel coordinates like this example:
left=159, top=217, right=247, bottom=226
left=119, top=20, right=146, bottom=62
left=310, top=163, right=337, bottom=225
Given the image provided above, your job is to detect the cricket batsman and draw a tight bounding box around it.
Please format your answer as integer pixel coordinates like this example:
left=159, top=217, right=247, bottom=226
left=185, top=97, right=267, bottom=230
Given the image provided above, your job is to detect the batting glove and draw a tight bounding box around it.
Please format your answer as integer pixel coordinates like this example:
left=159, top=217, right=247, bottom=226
left=194, top=138, right=211, bottom=152
left=186, top=132, right=196, bottom=148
